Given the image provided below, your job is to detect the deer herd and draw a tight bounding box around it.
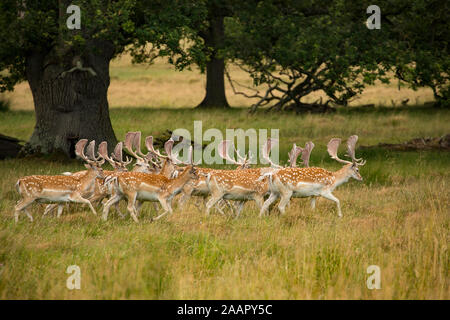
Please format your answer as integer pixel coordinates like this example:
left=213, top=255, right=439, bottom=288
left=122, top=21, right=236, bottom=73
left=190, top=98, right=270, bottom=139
left=14, top=132, right=366, bottom=223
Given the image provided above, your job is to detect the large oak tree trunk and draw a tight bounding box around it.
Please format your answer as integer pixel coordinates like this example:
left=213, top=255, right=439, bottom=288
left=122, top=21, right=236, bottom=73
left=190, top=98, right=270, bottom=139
left=25, top=40, right=117, bottom=157
left=196, top=14, right=229, bottom=109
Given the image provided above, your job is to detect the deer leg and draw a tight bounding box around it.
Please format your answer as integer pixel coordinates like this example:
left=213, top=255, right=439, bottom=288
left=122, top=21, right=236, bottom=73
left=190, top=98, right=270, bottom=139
left=24, top=208, right=34, bottom=222
left=102, top=194, right=122, bottom=221
left=57, top=204, right=64, bottom=218
left=114, top=202, right=123, bottom=216
left=126, top=192, right=139, bottom=223
left=69, top=193, right=97, bottom=216
left=214, top=200, right=227, bottom=215
left=205, top=193, right=223, bottom=216
left=234, top=201, right=245, bottom=218
left=321, top=192, right=342, bottom=217
left=278, top=190, right=293, bottom=215
left=14, top=197, right=35, bottom=223
left=260, top=193, right=279, bottom=217
left=177, top=186, right=192, bottom=211
left=225, top=200, right=235, bottom=214
left=43, top=204, right=57, bottom=216
left=135, top=200, right=144, bottom=216
left=153, top=196, right=172, bottom=221
left=310, top=196, right=316, bottom=210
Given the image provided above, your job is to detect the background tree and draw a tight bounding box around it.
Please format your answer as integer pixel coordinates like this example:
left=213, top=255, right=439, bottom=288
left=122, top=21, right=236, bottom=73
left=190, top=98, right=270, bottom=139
left=386, top=0, right=449, bottom=107
left=132, top=0, right=232, bottom=109
left=0, top=0, right=132, bottom=155
left=224, top=0, right=449, bottom=112
left=0, top=0, right=206, bottom=156
left=195, top=1, right=232, bottom=109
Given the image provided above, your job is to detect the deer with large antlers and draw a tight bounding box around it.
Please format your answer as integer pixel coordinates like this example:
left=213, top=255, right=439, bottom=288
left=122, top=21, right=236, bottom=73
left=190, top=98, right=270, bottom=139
left=203, top=139, right=282, bottom=217
left=42, top=140, right=135, bottom=218
left=260, top=140, right=316, bottom=214
left=176, top=139, right=252, bottom=215
left=259, top=135, right=365, bottom=217
left=124, top=132, right=162, bottom=174
left=102, top=146, right=199, bottom=222
left=14, top=140, right=105, bottom=222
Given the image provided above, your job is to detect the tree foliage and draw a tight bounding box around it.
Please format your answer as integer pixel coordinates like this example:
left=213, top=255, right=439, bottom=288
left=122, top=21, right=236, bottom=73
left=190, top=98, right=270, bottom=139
left=224, top=0, right=449, bottom=111
left=0, top=0, right=209, bottom=92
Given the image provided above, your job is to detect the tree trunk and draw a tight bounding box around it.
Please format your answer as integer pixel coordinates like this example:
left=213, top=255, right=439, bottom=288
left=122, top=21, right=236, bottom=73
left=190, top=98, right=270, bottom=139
left=196, top=14, right=229, bottom=109
left=25, top=40, right=117, bottom=157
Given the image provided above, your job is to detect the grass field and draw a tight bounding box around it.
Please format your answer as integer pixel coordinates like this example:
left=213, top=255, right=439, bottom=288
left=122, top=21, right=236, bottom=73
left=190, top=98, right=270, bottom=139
left=0, top=57, right=448, bottom=299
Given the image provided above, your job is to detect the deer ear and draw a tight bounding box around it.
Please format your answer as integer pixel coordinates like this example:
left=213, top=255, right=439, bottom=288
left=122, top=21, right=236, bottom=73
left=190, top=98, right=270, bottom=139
left=84, top=163, right=91, bottom=169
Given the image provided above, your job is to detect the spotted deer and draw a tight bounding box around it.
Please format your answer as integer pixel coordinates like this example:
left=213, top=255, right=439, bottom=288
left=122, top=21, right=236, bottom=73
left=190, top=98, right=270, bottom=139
left=102, top=147, right=198, bottom=222
left=260, top=135, right=365, bottom=217
left=176, top=139, right=252, bottom=215
left=262, top=140, right=317, bottom=212
left=204, top=139, right=281, bottom=217
left=42, top=140, right=133, bottom=217
left=14, top=139, right=105, bottom=222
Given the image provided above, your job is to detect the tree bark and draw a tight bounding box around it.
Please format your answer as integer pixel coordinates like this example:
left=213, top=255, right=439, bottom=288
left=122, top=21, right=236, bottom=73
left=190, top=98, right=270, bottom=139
left=196, top=14, right=229, bottom=109
left=25, top=40, right=117, bottom=157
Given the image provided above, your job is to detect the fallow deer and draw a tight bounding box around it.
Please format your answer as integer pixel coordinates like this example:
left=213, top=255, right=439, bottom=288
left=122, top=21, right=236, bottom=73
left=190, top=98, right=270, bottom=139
left=14, top=139, right=105, bottom=222
left=204, top=139, right=279, bottom=217
left=176, top=139, right=251, bottom=215
left=259, top=135, right=365, bottom=217
left=260, top=140, right=316, bottom=214
left=43, top=140, right=132, bottom=217
left=102, top=147, right=199, bottom=222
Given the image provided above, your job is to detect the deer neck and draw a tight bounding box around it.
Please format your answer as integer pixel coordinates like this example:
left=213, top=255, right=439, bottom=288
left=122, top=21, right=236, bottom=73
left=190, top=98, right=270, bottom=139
left=79, top=168, right=100, bottom=192
left=165, top=167, right=192, bottom=193
left=332, top=164, right=353, bottom=189
left=160, top=159, right=175, bottom=178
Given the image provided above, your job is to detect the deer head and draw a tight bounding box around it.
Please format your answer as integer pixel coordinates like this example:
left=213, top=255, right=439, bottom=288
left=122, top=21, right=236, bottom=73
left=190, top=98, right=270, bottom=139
left=75, top=139, right=105, bottom=179
left=124, top=132, right=155, bottom=172
left=327, top=135, right=366, bottom=181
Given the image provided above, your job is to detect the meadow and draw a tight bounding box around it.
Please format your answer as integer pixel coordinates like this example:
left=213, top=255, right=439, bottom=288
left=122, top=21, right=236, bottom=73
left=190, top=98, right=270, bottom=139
left=0, top=56, right=448, bottom=299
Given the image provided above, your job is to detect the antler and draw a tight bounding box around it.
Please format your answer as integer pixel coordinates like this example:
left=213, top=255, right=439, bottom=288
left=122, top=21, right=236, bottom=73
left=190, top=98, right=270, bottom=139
left=165, top=138, right=195, bottom=165
left=262, top=138, right=282, bottom=168
left=112, top=142, right=133, bottom=166
left=347, top=135, right=366, bottom=166
left=328, top=136, right=366, bottom=166
left=75, top=139, right=89, bottom=161
left=98, top=141, right=119, bottom=168
left=345, top=135, right=366, bottom=166
left=164, top=139, right=182, bottom=164
left=300, top=141, right=315, bottom=167
left=327, top=138, right=352, bottom=165
left=124, top=132, right=141, bottom=159
left=287, top=143, right=303, bottom=168
left=218, top=140, right=241, bottom=165
left=86, top=140, right=103, bottom=162
left=144, top=135, right=168, bottom=160
left=77, top=140, right=104, bottom=166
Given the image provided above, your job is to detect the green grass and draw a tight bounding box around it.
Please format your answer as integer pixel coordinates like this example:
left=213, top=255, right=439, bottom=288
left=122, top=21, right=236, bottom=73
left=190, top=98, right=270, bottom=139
left=0, top=106, right=449, bottom=299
